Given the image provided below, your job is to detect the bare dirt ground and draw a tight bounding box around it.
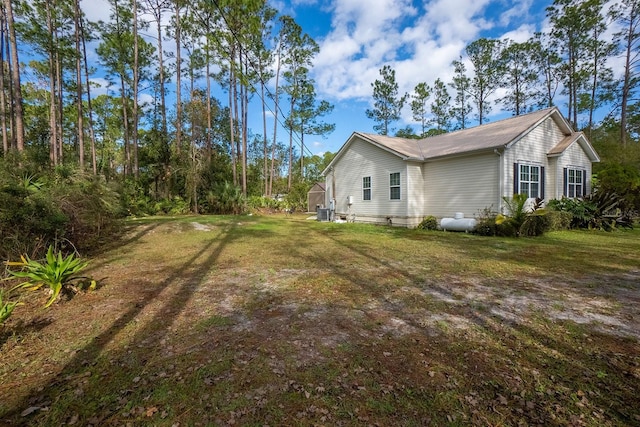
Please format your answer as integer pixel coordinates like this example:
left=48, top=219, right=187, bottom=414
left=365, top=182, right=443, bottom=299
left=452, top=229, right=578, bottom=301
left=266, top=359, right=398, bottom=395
left=1, top=218, right=639, bottom=426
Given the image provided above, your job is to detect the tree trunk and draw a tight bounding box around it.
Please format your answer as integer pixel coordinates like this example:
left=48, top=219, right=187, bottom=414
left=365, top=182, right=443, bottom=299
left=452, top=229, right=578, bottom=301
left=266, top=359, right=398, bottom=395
left=174, top=0, right=182, bottom=154
left=3, top=0, right=23, bottom=151
left=229, top=63, right=238, bottom=185
left=269, top=40, right=282, bottom=197
left=1, top=12, right=9, bottom=155
left=132, top=0, right=139, bottom=177
left=74, top=0, right=85, bottom=169
left=241, top=48, right=247, bottom=197
left=120, top=76, right=131, bottom=176
left=80, top=14, right=97, bottom=174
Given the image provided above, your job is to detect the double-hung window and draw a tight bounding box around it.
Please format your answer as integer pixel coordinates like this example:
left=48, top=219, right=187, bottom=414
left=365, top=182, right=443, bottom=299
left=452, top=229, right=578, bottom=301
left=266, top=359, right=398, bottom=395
left=389, top=172, right=401, bottom=200
left=363, top=176, right=371, bottom=201
left=565, top=168, right=585, bottom=198
left=514, top=163, right=544, bottom=199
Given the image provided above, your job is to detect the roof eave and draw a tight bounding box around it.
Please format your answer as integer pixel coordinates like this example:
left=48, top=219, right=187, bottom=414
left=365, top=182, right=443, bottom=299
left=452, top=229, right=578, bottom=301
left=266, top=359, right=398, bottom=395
left=424, top=146, right=504, bottom=162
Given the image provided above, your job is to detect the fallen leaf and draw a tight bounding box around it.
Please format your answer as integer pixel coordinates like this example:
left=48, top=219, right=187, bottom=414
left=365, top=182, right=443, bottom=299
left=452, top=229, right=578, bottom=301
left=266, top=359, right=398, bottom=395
left=21, top=407, right=40, bottom=417
left=146, top=406, right=158, bottom=417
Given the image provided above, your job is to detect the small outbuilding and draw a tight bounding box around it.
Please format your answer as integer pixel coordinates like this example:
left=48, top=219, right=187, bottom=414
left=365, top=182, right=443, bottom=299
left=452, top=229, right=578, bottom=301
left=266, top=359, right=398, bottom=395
left=307, top=182, right=326, bottom=212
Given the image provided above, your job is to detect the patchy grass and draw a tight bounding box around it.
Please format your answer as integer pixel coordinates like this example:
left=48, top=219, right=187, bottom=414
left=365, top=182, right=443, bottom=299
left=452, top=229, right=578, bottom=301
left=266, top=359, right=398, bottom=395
left=1, top=214, right=639, bottom=426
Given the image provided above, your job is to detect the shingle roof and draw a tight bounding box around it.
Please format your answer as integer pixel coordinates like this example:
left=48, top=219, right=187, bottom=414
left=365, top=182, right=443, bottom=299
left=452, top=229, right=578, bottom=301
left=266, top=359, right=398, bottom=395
left=323, top=107, right=599, bottom=176
left=357, top=107, right=565, bottom=161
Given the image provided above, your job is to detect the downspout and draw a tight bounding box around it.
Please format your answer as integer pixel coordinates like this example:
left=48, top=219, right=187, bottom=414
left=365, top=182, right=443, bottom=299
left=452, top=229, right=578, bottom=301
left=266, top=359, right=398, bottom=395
left=497, top=149, right=503, bottom=213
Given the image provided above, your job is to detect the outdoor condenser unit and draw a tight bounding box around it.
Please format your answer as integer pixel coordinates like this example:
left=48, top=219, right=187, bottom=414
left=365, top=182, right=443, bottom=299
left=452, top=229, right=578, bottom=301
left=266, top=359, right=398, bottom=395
left=317, top=208, right=330, bottom=221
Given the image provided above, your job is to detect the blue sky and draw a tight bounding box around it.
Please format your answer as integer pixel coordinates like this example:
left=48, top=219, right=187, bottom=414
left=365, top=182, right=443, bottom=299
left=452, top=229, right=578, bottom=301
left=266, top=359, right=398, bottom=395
left=79, top=0, right=559, bottom=156
left=259, top=0, right=554, bottom=154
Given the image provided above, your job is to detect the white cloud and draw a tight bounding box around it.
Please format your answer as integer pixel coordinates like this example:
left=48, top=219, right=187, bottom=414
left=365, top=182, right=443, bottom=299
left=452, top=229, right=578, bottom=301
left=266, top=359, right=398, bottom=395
left=312, top=0, right=499, bottom=104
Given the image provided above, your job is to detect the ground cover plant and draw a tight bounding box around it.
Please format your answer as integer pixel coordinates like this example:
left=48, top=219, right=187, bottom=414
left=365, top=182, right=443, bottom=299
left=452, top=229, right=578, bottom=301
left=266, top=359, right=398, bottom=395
left=1, top=215, right=639, bottom=426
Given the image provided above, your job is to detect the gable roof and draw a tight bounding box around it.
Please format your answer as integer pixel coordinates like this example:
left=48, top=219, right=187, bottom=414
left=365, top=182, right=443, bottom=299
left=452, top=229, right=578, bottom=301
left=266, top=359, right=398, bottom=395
left=308, top=182, right=326, bottom=192
left=324, top=107, right=599, bottom=175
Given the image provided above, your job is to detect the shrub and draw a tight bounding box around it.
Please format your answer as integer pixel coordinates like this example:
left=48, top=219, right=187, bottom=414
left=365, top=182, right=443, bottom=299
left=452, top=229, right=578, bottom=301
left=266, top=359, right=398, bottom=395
left=50, top=172, right=122, bottom=251
left=546, top=210, right=573, bottom=231
left=520, top=210, right=550, bottom=237
left=547, top=192, right=632, bottom=231
left=417, top=215, right=439, bottom=230
left=206, top=182, right=245, bottom=214
left=0, top=181, right=68, bottom=260
left=473, top=207, right=499, bottom=236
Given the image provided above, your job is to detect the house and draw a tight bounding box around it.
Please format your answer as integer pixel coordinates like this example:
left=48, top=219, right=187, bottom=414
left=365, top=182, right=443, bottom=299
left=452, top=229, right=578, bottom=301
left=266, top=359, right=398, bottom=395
left=307, top=182, right=326, bottom=212
left=322, top=107, right=600, bottom=228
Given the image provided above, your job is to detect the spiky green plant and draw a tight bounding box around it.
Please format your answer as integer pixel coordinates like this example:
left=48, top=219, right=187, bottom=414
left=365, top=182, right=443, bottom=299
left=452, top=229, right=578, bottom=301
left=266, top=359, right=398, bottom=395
left=0, top=289, right=22, bottom=324
left=5, top=246, right=90, bottom=308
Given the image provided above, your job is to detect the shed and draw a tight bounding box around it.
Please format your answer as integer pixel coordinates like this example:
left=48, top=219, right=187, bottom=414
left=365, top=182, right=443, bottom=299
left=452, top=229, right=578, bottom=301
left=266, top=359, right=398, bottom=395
left=307, top=182, right=326, bottom=212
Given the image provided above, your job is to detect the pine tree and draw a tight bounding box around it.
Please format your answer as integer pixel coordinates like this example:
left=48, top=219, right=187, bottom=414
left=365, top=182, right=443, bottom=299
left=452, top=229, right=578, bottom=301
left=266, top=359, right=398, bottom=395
left=366, top=65, right=407, bottom=136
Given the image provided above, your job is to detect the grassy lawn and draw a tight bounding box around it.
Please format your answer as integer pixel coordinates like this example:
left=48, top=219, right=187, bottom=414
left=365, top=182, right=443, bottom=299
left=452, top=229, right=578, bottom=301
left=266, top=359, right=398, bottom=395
left=1, top=214, right=639, bottom=426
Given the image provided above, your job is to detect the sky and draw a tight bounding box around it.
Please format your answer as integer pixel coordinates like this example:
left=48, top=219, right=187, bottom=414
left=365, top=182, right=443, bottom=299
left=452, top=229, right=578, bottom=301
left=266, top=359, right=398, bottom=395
left=76, top=0, right=559, bottom=156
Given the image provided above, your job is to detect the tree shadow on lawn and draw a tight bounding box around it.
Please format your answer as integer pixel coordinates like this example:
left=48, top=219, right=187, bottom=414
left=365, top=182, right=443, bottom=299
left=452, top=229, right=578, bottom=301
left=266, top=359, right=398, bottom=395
left=2, top=223, right=240, bottom=425
left=288, top=226, right=640, bottom=425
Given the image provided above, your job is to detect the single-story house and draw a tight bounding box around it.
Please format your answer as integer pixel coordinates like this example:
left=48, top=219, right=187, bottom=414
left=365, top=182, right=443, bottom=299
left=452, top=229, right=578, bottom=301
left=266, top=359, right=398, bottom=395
left=322, top=107, right=600, bottom=227
left=307, top=182, right=326, bottom=212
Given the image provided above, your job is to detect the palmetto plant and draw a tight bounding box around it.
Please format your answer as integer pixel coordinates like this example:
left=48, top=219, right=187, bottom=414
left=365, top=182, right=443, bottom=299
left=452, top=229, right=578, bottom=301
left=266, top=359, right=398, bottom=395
left=5, top=246, right=91, bottom=308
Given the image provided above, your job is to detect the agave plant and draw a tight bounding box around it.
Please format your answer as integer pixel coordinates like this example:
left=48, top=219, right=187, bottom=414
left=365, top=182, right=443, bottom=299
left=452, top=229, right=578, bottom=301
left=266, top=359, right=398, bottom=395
left=5, top=246, right=90, bottom=308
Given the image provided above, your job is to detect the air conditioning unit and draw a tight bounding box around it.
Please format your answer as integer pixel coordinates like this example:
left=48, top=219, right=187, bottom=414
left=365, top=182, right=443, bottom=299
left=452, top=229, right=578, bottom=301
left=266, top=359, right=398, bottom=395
left=317, top=208, right=330, bottom=221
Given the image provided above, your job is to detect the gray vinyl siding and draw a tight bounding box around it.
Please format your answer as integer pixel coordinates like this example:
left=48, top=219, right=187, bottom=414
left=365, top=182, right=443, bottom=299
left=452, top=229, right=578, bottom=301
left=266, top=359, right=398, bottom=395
left=424, top=152, right=499, bottom=218
left=327, top=137, right=408, bottom=224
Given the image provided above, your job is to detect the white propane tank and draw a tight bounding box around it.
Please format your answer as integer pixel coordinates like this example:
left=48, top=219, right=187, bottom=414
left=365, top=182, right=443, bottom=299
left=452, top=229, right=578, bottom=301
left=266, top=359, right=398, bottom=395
left=440, top=212, right=477, bottom=232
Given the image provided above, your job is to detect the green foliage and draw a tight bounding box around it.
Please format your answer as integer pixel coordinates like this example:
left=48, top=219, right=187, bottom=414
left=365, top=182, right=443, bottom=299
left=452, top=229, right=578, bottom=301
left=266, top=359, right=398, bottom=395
left=0, top=160, right=122, bottom=260
left=206, top=182, right=245, bottom=214
left=6, top=246, right=91, bottom=308
left=545, top=210, right=573, bottom=231
left=0, top=178, right=68, bottom=260
left=0, top=289, right=22, bottom=325
left=285, top=181, right=311, bottom=211
left=51, top=171, right=123, bottom=251
left=519, top=210, right=550, bottom=237
left=247, top=196, right=283, bottom=212
left=475, top=196, right=550, bottom=237
left=416, top=215, right=438, bottom=230
left=595, top=163, right=640, bottom=216
left=366, top=65, right=407, bottom=135
left=547, top=192, right=632, bottom=231
left=502, top=193, right=529, bottom=230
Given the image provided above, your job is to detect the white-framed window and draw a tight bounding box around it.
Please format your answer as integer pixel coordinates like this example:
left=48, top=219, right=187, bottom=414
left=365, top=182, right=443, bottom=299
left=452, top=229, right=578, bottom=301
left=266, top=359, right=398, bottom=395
left=517, top=163, right=542, bottom=198
left=363, top=176, right=371, bottom=201
left=565, top=167, right=585, bottom=198
left=389, top=172, right=401, bottom=200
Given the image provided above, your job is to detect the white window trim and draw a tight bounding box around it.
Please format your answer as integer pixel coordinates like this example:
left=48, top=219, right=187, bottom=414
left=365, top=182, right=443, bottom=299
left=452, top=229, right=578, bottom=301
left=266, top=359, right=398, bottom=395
left=518, top=163, right=541, bottom=199
left=363, top=176, right=371, bottom=201
left=389, top=172, right=401, bottom=201
left=565, top=167, right=585, bottom=198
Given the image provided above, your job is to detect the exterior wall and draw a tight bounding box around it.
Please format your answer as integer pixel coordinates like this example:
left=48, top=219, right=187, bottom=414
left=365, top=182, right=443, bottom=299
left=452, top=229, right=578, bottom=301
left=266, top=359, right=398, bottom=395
left=326, top=137, right=420, bottom=226
left=405, top=162, right=425, bottom=227
left=423, top=152, right=499, bottom=219
left=307, top=190, right=325, bottom=212
left=502, top=117, right=594, bottom=205
left=554, top=142, right=593, bottom=198
left=502, top=116, right=567, bottom=208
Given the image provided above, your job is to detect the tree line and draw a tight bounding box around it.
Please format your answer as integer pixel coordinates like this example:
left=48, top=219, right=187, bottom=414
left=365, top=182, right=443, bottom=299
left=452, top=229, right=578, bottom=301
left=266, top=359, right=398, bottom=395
left=367, top=0, right=640, bottom=147
left=0, top=0, right=335, bottom=214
